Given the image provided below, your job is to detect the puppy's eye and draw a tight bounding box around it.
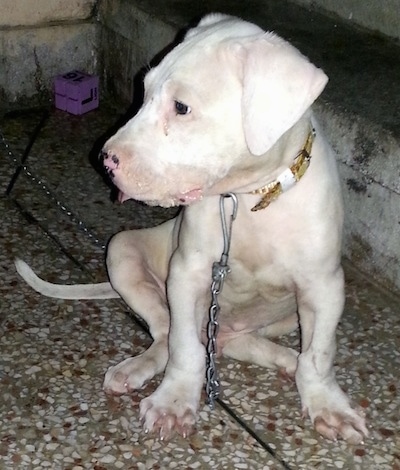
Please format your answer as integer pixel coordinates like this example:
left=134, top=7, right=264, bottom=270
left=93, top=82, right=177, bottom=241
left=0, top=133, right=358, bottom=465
left=174, top=101, right=191, bottom=115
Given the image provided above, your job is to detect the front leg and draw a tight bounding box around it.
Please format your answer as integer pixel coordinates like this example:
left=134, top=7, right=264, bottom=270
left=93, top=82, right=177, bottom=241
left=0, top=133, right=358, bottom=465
left=139, top=250, right=210, bottom=440
left=296, top=267, right=368, bottom=444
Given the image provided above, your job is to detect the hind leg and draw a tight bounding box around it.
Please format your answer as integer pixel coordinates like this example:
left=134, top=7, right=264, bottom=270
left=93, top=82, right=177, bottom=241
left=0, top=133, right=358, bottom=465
left=222, top=314, right=299, bottom=375
left=103, top=219, right=175, bottom=395
left=222, top=334, right=298, bottom=376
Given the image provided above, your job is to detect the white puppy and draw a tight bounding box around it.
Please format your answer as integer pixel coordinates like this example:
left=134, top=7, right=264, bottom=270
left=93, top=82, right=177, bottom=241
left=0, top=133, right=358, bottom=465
left=16, top=14, right=368, bottom=443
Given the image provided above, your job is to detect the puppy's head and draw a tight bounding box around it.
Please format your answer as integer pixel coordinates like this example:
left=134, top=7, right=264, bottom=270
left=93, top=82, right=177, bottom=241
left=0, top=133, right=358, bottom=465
left=103, top=14, right=327, bottom=207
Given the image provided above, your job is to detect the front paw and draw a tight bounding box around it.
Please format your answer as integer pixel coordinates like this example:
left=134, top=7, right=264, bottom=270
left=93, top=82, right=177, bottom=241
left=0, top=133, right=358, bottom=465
left=302, top=384, right=369, bottom=444
left=139, top=383, right=201, bottom=440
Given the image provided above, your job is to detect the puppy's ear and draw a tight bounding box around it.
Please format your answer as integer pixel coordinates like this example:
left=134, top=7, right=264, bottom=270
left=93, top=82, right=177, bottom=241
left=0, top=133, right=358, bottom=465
left=241, top=35, right=328, bottom=156
left=185, top=14, right=232, bottom=40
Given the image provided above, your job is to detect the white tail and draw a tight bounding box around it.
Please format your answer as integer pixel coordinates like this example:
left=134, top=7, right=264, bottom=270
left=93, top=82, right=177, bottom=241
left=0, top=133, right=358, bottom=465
left=15, top=259, right=119, bottom=300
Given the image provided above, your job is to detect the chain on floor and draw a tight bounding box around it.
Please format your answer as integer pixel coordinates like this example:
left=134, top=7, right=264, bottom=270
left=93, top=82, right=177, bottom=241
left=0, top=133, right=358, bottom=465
left=1, top=125, right=106, bottom=250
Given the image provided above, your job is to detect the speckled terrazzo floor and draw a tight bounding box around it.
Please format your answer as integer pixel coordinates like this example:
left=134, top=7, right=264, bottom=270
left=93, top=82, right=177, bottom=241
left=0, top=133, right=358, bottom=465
left=0, top=105, right=399, bottom=469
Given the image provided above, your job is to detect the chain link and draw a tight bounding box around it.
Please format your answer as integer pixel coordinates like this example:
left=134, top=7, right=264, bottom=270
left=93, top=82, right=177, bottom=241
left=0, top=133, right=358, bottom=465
left=206, top=193, right=238, bottom=409
left=0, top=128, right=106, bottom=250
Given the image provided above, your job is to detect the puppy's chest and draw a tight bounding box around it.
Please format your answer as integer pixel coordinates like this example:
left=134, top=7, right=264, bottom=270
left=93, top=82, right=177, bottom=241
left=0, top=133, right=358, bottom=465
left=222, top=255, right=292, bottom=305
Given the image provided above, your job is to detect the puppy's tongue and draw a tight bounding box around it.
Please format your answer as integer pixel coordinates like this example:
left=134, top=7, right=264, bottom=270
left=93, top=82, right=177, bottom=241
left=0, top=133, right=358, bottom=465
left=118, top=191, right=131, bottom=203
left=177, top=188, right=203, bottom=204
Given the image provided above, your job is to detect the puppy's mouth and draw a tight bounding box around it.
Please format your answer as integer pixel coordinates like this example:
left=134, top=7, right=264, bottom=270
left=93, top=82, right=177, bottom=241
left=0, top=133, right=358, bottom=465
left=176, top=188, right=203, bottom=205
left=117, top=188, right=203, bottom=207
left=102, top=151, right=205, bottom=206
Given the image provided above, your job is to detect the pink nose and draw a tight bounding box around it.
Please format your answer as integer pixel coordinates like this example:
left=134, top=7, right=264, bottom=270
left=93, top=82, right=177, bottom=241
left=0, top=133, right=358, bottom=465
left=101, top=150, right=120, bottom=179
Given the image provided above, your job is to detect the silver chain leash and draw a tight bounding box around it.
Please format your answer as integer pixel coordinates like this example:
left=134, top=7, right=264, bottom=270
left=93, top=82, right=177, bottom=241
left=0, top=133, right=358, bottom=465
left=206, top=192, right=238, bottom=409
left=0, top=128, right=106, bottom=250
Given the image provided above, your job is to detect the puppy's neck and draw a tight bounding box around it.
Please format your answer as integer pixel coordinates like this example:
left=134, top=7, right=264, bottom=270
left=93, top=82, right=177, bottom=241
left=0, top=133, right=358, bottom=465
left=230, top=112, right=312, bottom=185
left=249, top=117, right=315, bottom=211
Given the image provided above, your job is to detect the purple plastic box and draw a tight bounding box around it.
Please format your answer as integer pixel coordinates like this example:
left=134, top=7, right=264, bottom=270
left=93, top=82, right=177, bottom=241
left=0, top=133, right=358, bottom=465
left=54, top=70, right=99, bottom=115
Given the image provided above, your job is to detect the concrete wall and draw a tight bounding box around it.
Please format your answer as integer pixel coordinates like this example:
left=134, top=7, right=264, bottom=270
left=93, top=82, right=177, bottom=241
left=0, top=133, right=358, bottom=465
left=0, top=0, right=99, bottom=104
left=315, top=103, right=400, bottom=293
left=98, top=0, right=178, bottom=104
left=2, top=0, right=398, bottom=102
left=291, top=0, right=400, bottom=40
